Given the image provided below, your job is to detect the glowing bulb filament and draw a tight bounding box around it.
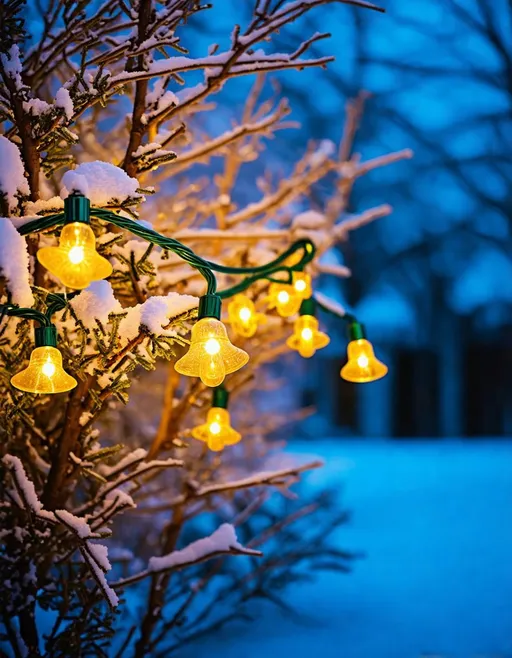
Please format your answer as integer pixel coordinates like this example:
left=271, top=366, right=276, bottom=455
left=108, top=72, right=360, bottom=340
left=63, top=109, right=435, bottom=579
left=268, top=276, right=308, bottom=317
left=357, top=355, right=369, bottom=368
left=292, top=272, right=312, bottom=299
left=238, top=307, right=252, bottom=323
left=68, top=246, right=85, bottom=264
left=209, top=421, right=221, bottom=435
left=301, top=327, right=313, bottom=341
left=227, top=295, right=263, bottom=338
left=204, top=338, right=221, bottom=355
left=42, top=360, right=56, bottom=377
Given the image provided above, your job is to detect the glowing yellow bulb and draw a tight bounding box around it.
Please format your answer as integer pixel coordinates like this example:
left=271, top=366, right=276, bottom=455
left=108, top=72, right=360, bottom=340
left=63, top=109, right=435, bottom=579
left=340, top=339, right=388, bottom=383
left=268, top=272, right=312, bottom=318
left=268, top=284, right=300, bottom=317
left=37, top=222, right=113, bottom=289
left=227, top=295, right=265, bottom=338
left=286, top=315, right=330, bottom=359
left=191, top=407, right=241, bottom=452
left=10, top=346, right=77, bottom=394
left=175, top=318, right=249, bottom=387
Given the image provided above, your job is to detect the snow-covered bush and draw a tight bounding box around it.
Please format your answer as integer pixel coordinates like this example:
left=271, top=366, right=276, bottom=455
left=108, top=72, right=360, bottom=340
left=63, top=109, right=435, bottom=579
left=0, top=1, right=410, bottom=655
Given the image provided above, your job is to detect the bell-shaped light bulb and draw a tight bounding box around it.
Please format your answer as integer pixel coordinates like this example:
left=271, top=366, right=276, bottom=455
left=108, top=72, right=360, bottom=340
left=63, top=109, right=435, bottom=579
left=175, top=317, right=249, bottom=387
left=267, top=272, right=312, bottom=318
left=267, top=282, right=301, bottom=317
left=37, top=222, right=113, bottom=289
left=286, top=314, right=330, bottom=358
left=340, top=338, right=388, bottom=383
left=227, top=294, right=265, bottom=338
left=11, top=346, right=77, bottom=394
left=191, top=407, right=241, bottom=452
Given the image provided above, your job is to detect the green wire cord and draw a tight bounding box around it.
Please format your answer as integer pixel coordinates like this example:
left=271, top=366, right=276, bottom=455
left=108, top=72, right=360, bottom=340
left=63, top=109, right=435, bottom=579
left=13, top=198, right=317, bottom=307
left=91, top=209, right=316, bottom=298
left=92, top=208, right=218, bottom=294
left=5, top=198, right=367, bottom=343
left=17, top=213, right=66, bottom=236
left=0, top=303, right=52, bottom=327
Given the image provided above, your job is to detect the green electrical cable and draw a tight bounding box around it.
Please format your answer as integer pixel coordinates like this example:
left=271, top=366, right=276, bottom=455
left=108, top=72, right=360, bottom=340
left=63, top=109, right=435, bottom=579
left=44, top=292, right=79, bottom=318
left=17, top=213, right=66, bottom=236
left=91, top=208, right=316, bottom=296
left=13, top=195, right=317, bottom=304
left=91, top=208, right=218, bottom=295
left=0, top=303, right=52, bottom=327
left=204, top=238, right=316, bottom=276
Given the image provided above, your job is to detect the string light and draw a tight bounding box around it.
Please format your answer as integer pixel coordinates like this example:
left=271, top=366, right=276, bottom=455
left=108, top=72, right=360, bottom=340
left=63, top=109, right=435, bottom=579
left=10, top=326, right=77, bottom=394
left=227, top=294, right=265, bottom=338
left=191, top=386, right=241, bottom=452
left=37, top=194, right=112, bottom=289
left=340, top=321, right=388, bottom=383
left=175, top=295, right=248, bottom=387
left=286, top=298, right=330, bottom=358
left=11, top=194, right=386, bottom=404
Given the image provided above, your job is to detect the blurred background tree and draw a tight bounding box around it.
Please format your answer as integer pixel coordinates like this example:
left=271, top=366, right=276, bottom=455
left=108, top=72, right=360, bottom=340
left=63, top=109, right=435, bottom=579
left=244, top=0, right=512, bottom=439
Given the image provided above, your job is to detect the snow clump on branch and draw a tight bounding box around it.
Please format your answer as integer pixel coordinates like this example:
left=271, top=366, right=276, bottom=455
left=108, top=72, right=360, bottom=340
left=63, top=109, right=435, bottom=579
left=0, top=218, right=34, bottom=307
left=61, top=161, right=144, bottom=206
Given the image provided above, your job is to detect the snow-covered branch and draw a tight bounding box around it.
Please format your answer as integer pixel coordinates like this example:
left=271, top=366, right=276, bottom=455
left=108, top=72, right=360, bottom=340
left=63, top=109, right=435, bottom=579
left=314, top=291, right=347, bottom=317
left=2, top=455, right=119, bottom=608
left=335, top=204, right=393, bottom=240
left=175, top=228, right=290, bottom=242
left=111, top=53, right=334, bottom=87
left=168, top=99, right=290, bottom=175
left=355, top=148, right=413, bottom=177
left=112, top=524, right=261, bottom=590
left=165, top=460, right=323, bottom=508
left=226, top=152, right=335, bottom=226
left=75, top=454, right=183, bottom=516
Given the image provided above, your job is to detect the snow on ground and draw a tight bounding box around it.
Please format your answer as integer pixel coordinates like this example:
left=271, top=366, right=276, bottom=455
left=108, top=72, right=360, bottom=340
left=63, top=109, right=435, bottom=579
left=182, top=439, right=512, bottom=658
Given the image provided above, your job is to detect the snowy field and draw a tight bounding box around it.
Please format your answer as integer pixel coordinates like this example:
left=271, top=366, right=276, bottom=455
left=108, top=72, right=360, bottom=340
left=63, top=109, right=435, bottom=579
left=183, top=439, right=512, bottom=658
